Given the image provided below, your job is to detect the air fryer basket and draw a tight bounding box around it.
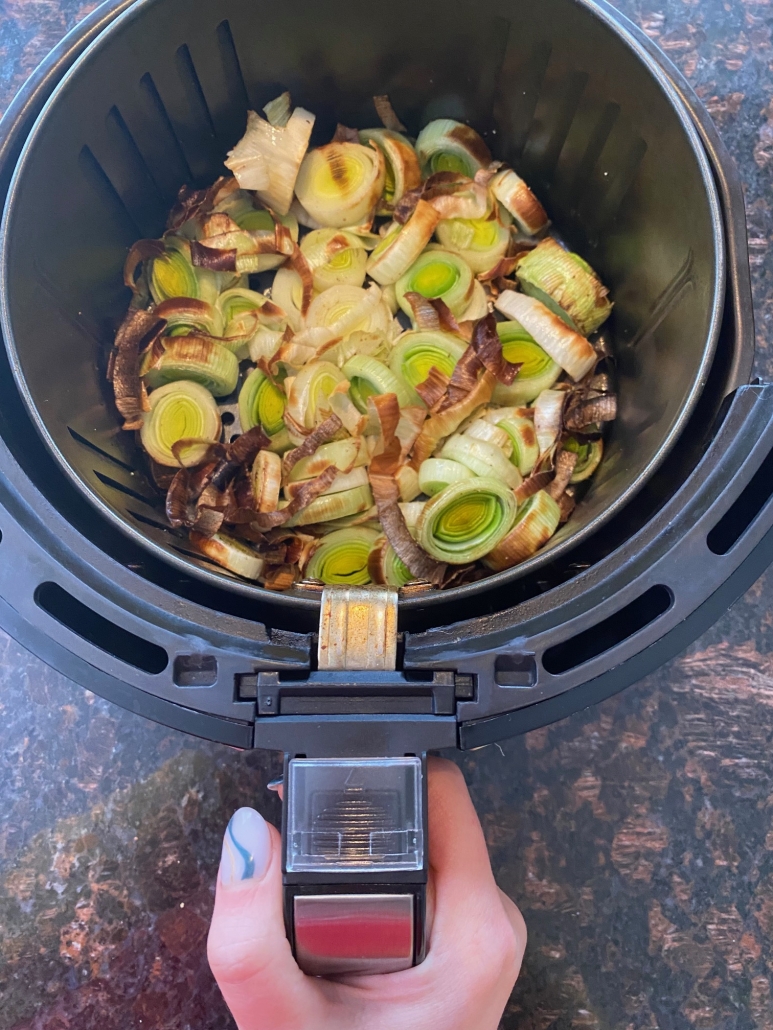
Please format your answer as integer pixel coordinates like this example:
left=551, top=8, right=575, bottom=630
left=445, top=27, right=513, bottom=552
left=0, top=0, right=725, bottom=612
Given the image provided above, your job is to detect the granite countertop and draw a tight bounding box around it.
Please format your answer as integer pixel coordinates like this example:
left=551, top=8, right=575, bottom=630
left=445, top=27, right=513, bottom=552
left=1, top=0, right=773, bottom=1026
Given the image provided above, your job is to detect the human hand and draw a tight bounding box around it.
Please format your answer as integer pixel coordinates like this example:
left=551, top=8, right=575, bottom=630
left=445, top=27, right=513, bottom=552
left=207, top=757, right=526, bottom=1030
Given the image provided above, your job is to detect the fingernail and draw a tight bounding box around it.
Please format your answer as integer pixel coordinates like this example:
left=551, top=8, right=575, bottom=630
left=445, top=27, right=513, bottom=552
left=219, top=807, right=271, bottom=887
left=266, top=776, right=283, bottom=793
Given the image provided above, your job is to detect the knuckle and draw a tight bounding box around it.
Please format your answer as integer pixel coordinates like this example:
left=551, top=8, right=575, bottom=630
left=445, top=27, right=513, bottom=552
left=207, top=928, right=271, bottom=987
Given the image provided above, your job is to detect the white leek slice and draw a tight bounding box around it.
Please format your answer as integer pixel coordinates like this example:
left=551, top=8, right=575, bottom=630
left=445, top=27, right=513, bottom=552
left=491, top=168, right=549, bottom=235
left=141, top=336, right=239, bottom=397
left=300, top=228, right=368, bottom=291
left=396, top=248, right=474, bottom=319
left=435, top=215, right=509, bottom=274
left=492, top=321, right=562, bottom=405
left=484, top=490, right=560, bottom=570
left=494, top=291, right=597, bottom=382
left=239, top=368, right=286, bottom=436
left=288, top=484, right=374, bottom=526
left=189, top=531, right=265, bottom=579
left=459, top=279, right=489, bottom=321
left=534, top=388, right=567, bottom=455
left=285, top=465, right=369, bottom=500
left=289, top=438, right=369, bottom=481
left=418, top=457, right=475, bottom=496
left=366, top=201, right=440, bottom=285
left=295, top=142, right=386, bottom=228
left=565, top=436, right=604, bottom=482
left=141, top=381, right=221, bottom=467
left=395, top=464, right=421, bottom=502
left=285, top=361, right=348, bottom=429
left=368, top=535, right=414, bottom=587
left=463, top=418, right=513, bottom=458
left=359, top=128, right=422, bottom=210
left=440, top=433, right=522, bottom=489
left=225, top=103, right=315, bottom=216
left=497, top=416, right=540, bottom=475
left=301, top=284, right=391, bottom=350
left=515, top=237, right=613, bottom=336
left=271, top=267, right=305, bottom=332
left=389, top=330, right=467, bottom=390
left=415, top=119, right=492, bottom=178
left=342, top=354, right=417, bottom=412
left=252, top=450, right=282, bottom=512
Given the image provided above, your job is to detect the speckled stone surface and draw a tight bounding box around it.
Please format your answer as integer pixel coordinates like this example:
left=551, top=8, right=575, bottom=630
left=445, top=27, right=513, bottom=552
left=2, top=0, right=773, bottom=1027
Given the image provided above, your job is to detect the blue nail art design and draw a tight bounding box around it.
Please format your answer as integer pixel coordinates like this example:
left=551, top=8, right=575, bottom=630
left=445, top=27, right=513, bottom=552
left=219, top=807, right=270, bottom=886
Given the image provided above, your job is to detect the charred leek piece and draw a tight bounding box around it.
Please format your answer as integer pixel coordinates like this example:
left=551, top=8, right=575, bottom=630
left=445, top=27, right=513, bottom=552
left=440, top=434, right=522, bottom=489
left=418, top=457, right=475, bottom=496
left=288, top=438, right=369, bottom=481
left=142, top=336, right=239, bottom=397
left=497, top=416, right=540, bottom=475
left=295, top=143, right=386, bottom=228
left=564, top=436, right=604, bottom=482
left=252, top=450, right=282, bottom=512
left=359, top=128, right=422, bottom=211
left=285, top=466, right=369, bottom=500
left=417, top=477, right=516, bottom=563
left=190, top=530, right=265, bottom=579
left=306, top=526, right=380, bottom=584
left=494, top=291, right=597, bottom=382
left=286, top=361, right=348, bottom=429
left=300, top=228, right=368, bottom=291
left=225, top=102, right=315, bottom=215
left=305, top=284, right=392, bottom=339
left=463, top=418, right=513, bottom=458
left=484, top=489, right=560, bottom=570
left=396, top=248, right=474, bottom=319
left=415, top=119, right=492, bottom=178
left=368, top=535, right=414, bottom=586
left=239, top=368, right=287, bottom=437
left=490, top=168, right=549, bottom=236
left=389, top=330, right=467, bottom=390
left=154, top=298, right=224, bottom=339
left=492, top=321, right=562, bottom=405
left=288, top=484, right=374, bottom=527
left=140, top=381, right=221, bottom=467
left=435, top=216, right=510, bottom=275
left=366, top=201, right=440, bottom=285
left=342, top=354, right=416, bottom=412
left=516, top=238, right=612, bottom=336
left=151, top=240, right=200, bottom=304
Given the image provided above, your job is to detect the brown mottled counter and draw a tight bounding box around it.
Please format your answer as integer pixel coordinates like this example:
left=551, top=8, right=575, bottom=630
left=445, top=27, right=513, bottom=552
left=2, top=0, right=773, bottom=1027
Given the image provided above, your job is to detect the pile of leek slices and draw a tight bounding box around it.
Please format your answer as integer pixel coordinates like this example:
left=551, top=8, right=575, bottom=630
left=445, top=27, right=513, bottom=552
left=113, top=93, right=617, bottom=591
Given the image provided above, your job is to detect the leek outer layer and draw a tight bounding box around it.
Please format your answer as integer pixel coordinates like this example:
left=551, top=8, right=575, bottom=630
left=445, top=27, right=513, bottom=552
left=342, top=354, right=417, bottom=412
left=484, top=489, right=561, bottom=570
left=565, top=436, right=604, bottom=482
left=516, top=238, right=612, bottom=336
left=417, top=476, right=517, bottom=563
left=359, top=128, right=422, bottom=210
left=239, top=368, right=287, bottom=437
left=300, top=228, right=368, bottom=291
left=366, top=201, right=441, bottom=285
left=418, top=457, right=475, bottom=496
left=440, top=434, right=522, bottom=490
left=389, top=330, right=468, bottom=389
left=415, top=119, right=492, bottom=178
left=435, top=215, right=510, bottom=275
left=142, top=336, right=238, bottom=397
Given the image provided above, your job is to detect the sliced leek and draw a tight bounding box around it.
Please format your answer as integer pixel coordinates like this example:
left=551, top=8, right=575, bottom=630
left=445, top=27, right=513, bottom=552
left=516, top=238, right=612, bottom=336
left=497, top=416, right=540, bottom=475
left=492, top=321, right=562, bottom=405
left=396, top=464, right=421, bottom=502
left=150, top=240, right=201, bottom=304
left=484, top=489, right=560, bottom=570
left=564, top=436, right=604, bottom=482
left=366, top=201, right=440, bottom=285
left=418, top=457, right=475, bottom=496
left=490, top=168, right=549, bottom=236
left=252, top=450, right=282, bottom=512
left=142, top=336, right=238, bottom=397
left=389, top=331, right=467, bottom=390
left=288, top=484, right=374, bottom=527
left=305, top=526, right=380, bottom=584
left=140, top=381, right=221, bottom=467
left=463, top=418, right=513, bottom=458
left=295, top=142, right=386, bottom=228
left=300, top=228, right=368, bottom=291
left=285, top=466, right=369, bottom=500
left=396, top=248, right=474, bottom=319
left=459, top=279, right=489, bottom=321
left=417, top=477, right=517, bottom=563
left=190, top=531, right=265, bottom=579
left=285, top=361, right=348, bottom=429
left=368, top=535, right=414, bottom=586
left=415, top=119, right=492, bottom=178
left=342, top=354, right=416, bottom=412
left=435, top=215, right=509, bottom=274
left=239, top=368, right=287, bottom=437
left=440, top=434, right=522, bottom=490
left=359, top=129, right=421, bottom=211
left=304, top=283, right=391, bottom=339
left=494, top=291, right=597, bottom=382
left=289, top=437, right=369, bottom=481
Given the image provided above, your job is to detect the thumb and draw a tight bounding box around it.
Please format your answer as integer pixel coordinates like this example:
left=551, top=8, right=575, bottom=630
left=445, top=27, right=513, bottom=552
left=207, top=807, right=318, bottom=1029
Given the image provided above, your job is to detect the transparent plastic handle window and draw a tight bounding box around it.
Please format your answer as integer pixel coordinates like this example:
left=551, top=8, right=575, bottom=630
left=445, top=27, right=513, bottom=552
left=286, top=757, right=424, bottom=873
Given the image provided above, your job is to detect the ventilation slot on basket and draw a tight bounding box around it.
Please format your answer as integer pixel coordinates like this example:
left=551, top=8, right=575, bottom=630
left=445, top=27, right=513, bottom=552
left=93, top=469, right=158, bottom=506
left=68, top=427, right=136, bottom=472
left=707, top=443, right=773, bottom=555
left=138, top=72, right=193, bottom=181
left=542, top=585, right=672, bottom=675
left=174, top=654, right=217, bottom=687
left=175, top=43, right=217, bottom=138
left=78, top=145, right=142, bottom=240
left=216, top=20, right=250, bottom=112
left=35, top=582, right=168, bottom=674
